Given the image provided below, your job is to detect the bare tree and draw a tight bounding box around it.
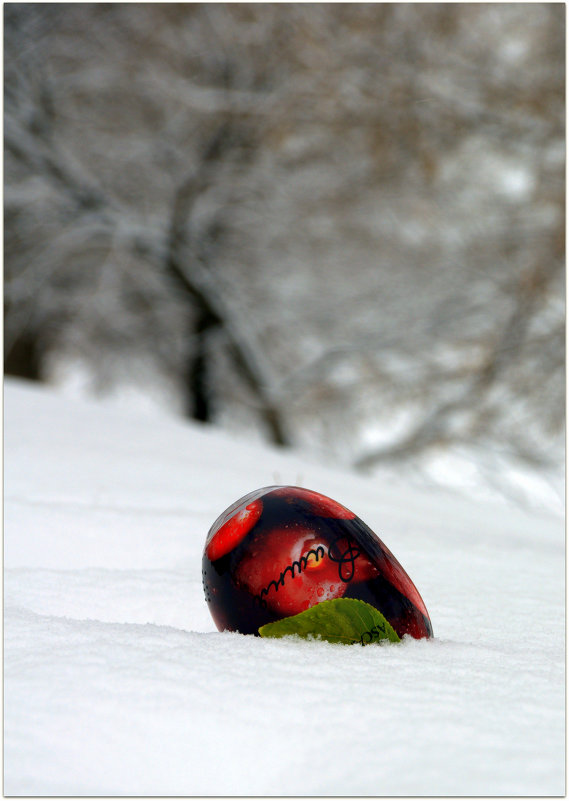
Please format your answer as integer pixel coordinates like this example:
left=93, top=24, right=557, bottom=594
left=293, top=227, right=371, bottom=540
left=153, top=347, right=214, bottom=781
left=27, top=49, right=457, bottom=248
left=4, top=4, right=564, bottom=483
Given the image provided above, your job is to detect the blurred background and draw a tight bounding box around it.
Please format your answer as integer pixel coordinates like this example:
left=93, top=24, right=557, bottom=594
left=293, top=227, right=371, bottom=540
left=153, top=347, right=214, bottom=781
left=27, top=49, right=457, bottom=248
left=4, top=3, right=565, bottom=511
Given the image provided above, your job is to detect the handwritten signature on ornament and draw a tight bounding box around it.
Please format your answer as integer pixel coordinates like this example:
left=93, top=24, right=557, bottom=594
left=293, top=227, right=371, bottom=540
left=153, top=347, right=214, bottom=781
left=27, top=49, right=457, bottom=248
left=253, top=536, right=362, bottom=608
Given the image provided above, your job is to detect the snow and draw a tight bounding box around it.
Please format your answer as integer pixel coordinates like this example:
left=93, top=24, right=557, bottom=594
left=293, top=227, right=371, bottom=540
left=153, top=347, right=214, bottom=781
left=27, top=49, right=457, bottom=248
left=4, top=378, right=565, bottom=796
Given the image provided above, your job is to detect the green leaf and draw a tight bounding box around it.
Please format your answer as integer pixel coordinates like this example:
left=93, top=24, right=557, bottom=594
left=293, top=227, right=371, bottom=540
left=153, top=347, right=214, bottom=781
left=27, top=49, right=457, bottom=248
left=258, top=597, right=400, bottom=645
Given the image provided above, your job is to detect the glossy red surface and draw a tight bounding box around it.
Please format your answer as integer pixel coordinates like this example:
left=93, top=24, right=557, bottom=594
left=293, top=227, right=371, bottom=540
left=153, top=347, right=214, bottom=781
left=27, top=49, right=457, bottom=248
left=202, top=485, right=433, bottom=639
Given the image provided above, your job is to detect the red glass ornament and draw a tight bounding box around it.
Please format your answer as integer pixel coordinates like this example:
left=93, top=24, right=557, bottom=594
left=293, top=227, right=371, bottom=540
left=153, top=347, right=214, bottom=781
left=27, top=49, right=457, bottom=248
left=202, top=485, right=433, bottom=639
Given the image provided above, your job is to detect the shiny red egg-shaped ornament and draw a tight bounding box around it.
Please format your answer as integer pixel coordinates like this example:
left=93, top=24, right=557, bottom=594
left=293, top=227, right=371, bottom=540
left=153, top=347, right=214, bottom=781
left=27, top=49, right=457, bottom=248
left=202, top=485, right=433, bottom=640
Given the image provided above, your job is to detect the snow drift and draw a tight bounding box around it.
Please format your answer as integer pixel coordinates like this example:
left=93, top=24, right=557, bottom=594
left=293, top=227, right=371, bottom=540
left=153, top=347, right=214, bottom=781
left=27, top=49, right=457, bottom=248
left=4, top=379, right=565, bottom=795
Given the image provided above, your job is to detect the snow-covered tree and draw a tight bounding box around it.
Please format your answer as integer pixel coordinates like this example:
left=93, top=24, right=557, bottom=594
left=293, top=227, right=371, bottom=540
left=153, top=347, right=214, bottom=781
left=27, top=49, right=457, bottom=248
left=4, top=3, right=564, bottom=476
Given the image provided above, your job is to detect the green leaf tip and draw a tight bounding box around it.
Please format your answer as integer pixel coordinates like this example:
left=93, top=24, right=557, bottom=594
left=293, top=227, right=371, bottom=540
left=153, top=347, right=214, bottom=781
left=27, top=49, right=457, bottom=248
left=258, top=597, right=400, bottom=645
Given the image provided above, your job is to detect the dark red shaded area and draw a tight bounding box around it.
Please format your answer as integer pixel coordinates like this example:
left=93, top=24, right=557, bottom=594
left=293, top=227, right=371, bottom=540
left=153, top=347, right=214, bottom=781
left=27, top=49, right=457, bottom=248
left=377, top=541, right=430, bottom=621
left=270, top=486, right=356, bottom=519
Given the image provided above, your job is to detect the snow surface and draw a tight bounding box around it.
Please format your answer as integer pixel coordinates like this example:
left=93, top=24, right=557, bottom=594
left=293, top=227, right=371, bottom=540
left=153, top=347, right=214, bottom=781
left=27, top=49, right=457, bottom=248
left=4, top=379, right=565, bottom=796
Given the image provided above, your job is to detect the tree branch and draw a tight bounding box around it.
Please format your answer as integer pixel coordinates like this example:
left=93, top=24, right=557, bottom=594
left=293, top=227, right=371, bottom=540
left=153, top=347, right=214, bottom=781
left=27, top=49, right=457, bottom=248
left=164, top=133, right=291, bottom=446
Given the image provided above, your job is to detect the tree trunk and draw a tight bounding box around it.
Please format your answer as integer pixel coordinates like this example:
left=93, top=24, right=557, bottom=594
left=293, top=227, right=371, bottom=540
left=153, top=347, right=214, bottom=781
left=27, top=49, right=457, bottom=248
left=4, top=331, right=41, bottom=381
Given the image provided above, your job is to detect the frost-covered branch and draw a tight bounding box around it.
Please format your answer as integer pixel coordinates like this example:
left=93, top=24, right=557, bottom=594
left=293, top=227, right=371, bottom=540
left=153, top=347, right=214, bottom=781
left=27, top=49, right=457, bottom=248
left=164, top=134, right=291, bottom=445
